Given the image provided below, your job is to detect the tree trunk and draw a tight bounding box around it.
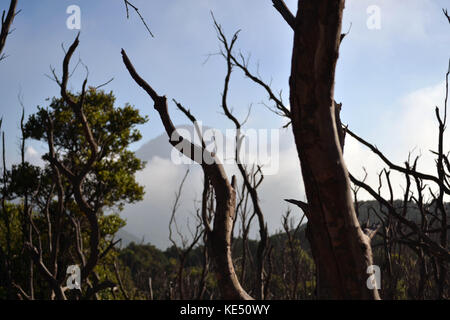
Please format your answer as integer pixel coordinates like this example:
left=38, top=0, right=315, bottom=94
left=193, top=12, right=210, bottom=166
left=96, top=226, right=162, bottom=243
left=207, top=173, right=252, bottom=299
left=121, top=49, right=252, bottom=300
left=289, top=0, right=379, bottom=299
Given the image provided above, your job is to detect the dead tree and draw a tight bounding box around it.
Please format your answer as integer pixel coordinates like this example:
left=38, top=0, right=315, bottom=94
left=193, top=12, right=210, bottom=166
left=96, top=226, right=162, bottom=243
left=0, top=4, right=19, bottom=295
left=168, top=169, right=204, bottom=299
left=0, top=0, right=18, bottom=61
left=346, top=12, right=449, bottom=295
left=281, top=209, right=302, bottom=299
left=113, top=259, right=131, bottom=300
left=19, top=104, right=34, bottom=300
left=273, top=0, right=379, bottom=299
left=122, top=50, right=252, bottom=300
left=235, top=176, right=253, bottom=286
left=120, top=0, right=386, bottom=300
left=233, top=168, right=262, bottom=290
left=0, top=121, right=13, bottom=299
left=212, top=19, right=270, bottom=300
left=347, top=62, right=450, bottom=298
left=201, top=1, right=378, bottom=299
left=195, top=172, right=213, bottom=300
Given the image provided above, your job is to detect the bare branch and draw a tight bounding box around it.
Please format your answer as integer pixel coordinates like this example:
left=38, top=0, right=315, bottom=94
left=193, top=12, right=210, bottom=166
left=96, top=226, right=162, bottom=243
left=272, top=0, right=295, bottom=29
left=95, top=77, right=114, bottom=90
left=346, top=126, right=450, bottom=194
left=349, top=173, right=450, bottom=262
left=210, top=13, right=290, bottom=121
left=444, top=8, right=450, bottom=24
left=0, top=0, right=18, bottom=61
left=113, top=260, right=130, bottom=300
left=123, top=0, right=154, bottom=37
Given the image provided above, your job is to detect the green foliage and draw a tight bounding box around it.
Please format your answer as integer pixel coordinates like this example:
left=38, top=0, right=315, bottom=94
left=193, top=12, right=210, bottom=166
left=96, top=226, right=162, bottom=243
left=0, top=88, right=148, bottom=299
left=119, top=242, right=171, bottom=299
left=0, top=203, right=26, bottom=299
left=99, top=214, right=126, bottom=238
left=25, top=88, right=148, bottom=211
left=0, top=203, right=23, bottom=253
left=9, top=163, right=41, bottom=198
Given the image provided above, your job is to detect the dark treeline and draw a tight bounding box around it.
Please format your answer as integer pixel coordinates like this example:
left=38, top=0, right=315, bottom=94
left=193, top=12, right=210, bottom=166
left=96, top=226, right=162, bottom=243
left=113, top=200, right=450, bottom=300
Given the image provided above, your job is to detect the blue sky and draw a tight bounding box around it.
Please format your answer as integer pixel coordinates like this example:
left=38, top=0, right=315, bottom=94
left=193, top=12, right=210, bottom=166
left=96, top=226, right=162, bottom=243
left=0, top=0, right=447, bottom=159
left=0, top=0, right=295, bottom=160
left=0, top=1, right=449, bottom=247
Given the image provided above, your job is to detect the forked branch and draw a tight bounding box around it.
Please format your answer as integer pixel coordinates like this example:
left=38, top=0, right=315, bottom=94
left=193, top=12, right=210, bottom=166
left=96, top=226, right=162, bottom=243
left=121, top=49, right=252, bottom=300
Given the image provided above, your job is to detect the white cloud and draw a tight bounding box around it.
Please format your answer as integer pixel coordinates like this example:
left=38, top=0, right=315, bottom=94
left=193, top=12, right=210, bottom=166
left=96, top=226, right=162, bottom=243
left=397, top=81, right=446, bottom=166
left=128, top=79, right=449, bottom=247
left=20, top=79, right=448, bottom=249
left=345, top=80, right=447, bottom=200
left=123, top=129, right=304, bottom=249
left=25, top=146, right=45, bottom=167
left=122, top=156, right=203, bottom=248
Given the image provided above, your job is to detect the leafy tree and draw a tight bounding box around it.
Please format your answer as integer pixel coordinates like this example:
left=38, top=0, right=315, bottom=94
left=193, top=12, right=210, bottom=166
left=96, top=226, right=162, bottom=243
left=25, top=88, right=147, bottom=212
left=1, top=87, right=148, bottom=299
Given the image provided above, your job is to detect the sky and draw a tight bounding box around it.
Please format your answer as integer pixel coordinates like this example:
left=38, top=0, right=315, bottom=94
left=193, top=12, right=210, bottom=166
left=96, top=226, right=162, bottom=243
left=0, top=0, right=449, bottom=248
